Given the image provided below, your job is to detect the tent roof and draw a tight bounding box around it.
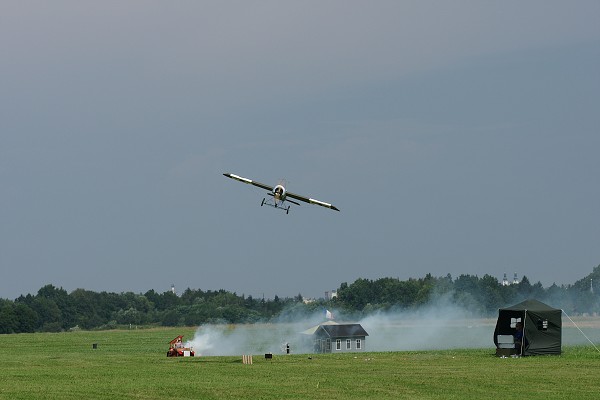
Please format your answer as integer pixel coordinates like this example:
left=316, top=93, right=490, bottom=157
left=500, top=299, right=560, bottom=312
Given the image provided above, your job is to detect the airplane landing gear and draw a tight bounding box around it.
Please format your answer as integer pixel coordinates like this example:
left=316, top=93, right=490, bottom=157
left=259, top=196, right=292, bottom=214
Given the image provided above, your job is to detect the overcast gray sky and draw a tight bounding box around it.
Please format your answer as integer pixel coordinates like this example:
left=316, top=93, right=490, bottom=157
left=1, top=1, right=599, bottom=300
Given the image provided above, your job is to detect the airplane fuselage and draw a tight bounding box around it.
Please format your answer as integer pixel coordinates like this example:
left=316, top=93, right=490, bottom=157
left=273, top=184, right=286, bottom=204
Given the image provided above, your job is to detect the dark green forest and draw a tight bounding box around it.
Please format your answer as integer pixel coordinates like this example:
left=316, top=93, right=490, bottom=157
left=1, top=266, right=599, bottom=334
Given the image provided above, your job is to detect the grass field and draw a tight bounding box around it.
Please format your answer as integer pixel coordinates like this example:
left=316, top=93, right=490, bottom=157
left=1, top=327, right=599, bottom=399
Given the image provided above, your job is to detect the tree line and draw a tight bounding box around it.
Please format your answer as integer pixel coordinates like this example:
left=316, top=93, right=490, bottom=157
left=336, top=270, right=599, bottom=317
left=1, top=266, right=598, bottom=334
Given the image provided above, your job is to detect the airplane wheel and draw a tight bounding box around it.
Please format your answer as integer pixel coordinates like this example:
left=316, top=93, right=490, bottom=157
left=286, top=207, right=290, bottom=214
left=261, top=198, right=265, bottom=206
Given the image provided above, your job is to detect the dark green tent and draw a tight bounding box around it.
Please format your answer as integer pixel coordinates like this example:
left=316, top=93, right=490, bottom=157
left=493, top=299, right=562, bottom=356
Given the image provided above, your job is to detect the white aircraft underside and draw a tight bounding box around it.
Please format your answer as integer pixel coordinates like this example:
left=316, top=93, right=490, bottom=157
left=223, top=173, right=340, bottom=214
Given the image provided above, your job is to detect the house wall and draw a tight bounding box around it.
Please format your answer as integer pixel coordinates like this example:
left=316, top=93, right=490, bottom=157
left=313, top=336, right=366, bottom=353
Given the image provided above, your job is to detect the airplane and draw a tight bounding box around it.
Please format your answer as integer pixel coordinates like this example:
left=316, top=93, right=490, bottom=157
left=223, top=173, right=340, bottom=214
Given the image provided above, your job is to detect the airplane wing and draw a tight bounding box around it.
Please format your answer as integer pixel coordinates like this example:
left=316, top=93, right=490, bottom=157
left=286, top=191, right=340, bottom=211
left=223, top=173, right=340, bottom=211
left=223, top=173, right=273, bottom=191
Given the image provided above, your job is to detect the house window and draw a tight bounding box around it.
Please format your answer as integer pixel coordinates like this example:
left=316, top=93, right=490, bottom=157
left=326, top=339, right=331, bottom=351
left=356, top=339, right=361, bottom=349
left=346, top=339, right=351, bottom=350
left=510, top=318, right=522, bottom=328
left=336, top=339, right=341, bottom=350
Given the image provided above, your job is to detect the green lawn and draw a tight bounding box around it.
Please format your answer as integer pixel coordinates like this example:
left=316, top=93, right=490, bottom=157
left=0, top=328, right=599, bottom=399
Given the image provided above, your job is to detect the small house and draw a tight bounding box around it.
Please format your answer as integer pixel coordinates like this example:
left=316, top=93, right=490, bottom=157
left=306, top=323, right=369, bottom=353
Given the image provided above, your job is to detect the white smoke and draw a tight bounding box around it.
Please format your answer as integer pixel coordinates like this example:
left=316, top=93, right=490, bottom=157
left=185, top=295, right=599, bottom=355
left=186, top=308, right=336, bottom=356
left=187, top=322, right=308, bottom=356
left=186, top=299, right=498, bottom=356
left=358, top=299, right=494, bottom=351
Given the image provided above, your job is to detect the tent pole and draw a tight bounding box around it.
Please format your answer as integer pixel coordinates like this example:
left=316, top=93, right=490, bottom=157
left=521, top=311, right=526, bottom=356
left=562, top=310, right=600, bottom=354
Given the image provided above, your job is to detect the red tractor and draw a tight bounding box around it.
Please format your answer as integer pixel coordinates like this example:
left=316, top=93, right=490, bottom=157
left=166, top=335, right=195, bottom=357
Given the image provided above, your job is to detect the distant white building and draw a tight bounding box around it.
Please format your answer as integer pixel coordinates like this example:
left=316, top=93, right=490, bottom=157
left=325, top=290, right=338, bottom=300
left=512, top=273, right=520, bottom=285
left=501, top=273, right=519, bottom=286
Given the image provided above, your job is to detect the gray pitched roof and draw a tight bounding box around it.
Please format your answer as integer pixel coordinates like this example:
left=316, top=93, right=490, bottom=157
left=300, top=320, right=340, bottom=335
left=316, top=323, right=369, bottom=338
